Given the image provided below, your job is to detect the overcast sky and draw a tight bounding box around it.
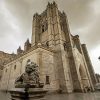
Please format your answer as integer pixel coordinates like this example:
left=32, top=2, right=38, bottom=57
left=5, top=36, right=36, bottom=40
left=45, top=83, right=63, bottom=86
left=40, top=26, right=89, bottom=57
left=0, top=0, right=100, bottom=74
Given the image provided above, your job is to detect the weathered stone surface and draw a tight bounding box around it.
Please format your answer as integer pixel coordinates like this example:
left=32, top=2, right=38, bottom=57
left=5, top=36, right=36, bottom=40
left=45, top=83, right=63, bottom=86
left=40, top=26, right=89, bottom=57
left=0, top=51, right=16, bottom=80
left=0, top=2, right=97, bottom=93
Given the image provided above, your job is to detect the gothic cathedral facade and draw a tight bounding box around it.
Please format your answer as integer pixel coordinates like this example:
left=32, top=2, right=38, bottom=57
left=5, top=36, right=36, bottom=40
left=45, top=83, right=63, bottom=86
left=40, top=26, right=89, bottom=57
left=0, top=2, right=97, bottom=93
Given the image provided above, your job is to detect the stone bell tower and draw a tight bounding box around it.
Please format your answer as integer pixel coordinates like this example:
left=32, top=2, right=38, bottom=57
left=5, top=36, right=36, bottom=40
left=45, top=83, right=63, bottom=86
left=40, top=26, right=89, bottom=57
left=31, top=1, right=70, bottom=47
left=31, top=2, right=57, bottom=48
left=31, top=1, right=73, bottom=93
left=31, top=1, right=96, bottom=93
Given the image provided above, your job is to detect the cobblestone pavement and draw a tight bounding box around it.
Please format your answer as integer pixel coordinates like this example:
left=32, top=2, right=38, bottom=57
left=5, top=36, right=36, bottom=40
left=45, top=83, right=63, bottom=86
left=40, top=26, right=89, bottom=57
left=0, top=92, right=100, bottom=100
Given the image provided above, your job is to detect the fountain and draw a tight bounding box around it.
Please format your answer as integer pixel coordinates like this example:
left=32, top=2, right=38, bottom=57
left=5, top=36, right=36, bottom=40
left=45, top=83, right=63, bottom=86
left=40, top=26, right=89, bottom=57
left=9, top=59, right=47, bottom=100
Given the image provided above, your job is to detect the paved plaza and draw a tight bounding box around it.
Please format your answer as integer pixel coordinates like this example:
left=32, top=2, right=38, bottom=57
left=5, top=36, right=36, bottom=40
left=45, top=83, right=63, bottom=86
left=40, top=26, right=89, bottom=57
left=0, top=91, right=100, bottom=100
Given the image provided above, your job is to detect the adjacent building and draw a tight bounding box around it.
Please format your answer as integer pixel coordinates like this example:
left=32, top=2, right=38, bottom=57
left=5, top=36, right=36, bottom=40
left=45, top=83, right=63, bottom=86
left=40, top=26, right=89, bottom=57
left=0, top=51, right=15, bottom=80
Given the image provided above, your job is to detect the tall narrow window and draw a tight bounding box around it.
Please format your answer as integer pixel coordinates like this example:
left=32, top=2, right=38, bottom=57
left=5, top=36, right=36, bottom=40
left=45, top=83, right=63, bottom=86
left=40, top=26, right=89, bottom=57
left=46, top=76, right=50, bottom=84
left=63, top=43, right=67, bottom=51
left=42, top=25, right=45, bottom=33
left=46, top=41, right=49, bottom=47
left=14, top=65, right=16, bottom=70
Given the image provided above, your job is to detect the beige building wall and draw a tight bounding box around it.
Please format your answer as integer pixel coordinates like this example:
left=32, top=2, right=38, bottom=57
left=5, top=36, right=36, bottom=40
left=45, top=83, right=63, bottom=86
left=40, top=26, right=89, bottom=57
left=0, top=47, right=60, bottom=91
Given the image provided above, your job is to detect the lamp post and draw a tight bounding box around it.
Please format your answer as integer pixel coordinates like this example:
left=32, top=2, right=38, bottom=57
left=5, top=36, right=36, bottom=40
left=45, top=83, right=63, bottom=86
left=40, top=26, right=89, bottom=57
left=98, top=56, right=100, bottom=60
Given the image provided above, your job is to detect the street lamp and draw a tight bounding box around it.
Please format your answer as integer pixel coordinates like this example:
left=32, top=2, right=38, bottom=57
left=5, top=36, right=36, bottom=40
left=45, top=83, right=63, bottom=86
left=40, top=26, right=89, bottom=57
left=98, top=56, right=100, bottom=60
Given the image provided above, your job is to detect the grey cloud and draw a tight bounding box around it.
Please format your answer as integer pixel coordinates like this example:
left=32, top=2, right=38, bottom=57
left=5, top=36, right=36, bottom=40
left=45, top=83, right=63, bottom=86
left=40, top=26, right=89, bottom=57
left=4, top=0, right=48, bottom=35
left=4, top=0, right=97, bottom=45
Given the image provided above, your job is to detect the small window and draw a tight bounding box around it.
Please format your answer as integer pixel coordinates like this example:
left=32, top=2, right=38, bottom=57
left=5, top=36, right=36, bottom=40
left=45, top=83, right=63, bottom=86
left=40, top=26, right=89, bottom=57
left=63, top=43, right=67, bottom=51
left=42, top=22, right=48, bottom=33
left=46, top=76, right=50, bottom=84
left=42, top=25, right=45, bottom=33
left=14, top=65, right=16, bottom=70
left=46, top=41, right=49, bottom=47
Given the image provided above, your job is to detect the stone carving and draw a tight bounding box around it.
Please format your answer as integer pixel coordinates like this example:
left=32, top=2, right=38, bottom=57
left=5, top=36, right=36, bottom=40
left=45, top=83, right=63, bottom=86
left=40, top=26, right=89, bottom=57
left=9, top=59, right=47, bottom=100
left=15, top=59, right=43, bottom=89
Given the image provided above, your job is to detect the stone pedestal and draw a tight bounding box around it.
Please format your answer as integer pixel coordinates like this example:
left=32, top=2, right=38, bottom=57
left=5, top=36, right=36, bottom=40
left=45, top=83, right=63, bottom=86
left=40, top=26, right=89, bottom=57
left=9, top=88, right=47, bottom=100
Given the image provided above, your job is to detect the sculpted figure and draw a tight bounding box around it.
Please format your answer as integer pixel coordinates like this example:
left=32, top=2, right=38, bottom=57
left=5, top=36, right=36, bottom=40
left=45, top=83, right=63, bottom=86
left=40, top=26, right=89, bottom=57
left=15, top=59, right=43, bottom=88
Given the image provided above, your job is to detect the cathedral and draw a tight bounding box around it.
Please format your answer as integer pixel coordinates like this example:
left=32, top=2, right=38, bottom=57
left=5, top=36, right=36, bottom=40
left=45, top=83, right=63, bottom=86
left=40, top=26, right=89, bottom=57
left=0, top=2, right=97, bottom=93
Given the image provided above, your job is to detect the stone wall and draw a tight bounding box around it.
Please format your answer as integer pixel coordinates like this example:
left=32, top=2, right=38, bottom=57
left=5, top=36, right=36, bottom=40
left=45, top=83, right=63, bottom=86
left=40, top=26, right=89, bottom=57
left=0, top=47, right=59, bottom=92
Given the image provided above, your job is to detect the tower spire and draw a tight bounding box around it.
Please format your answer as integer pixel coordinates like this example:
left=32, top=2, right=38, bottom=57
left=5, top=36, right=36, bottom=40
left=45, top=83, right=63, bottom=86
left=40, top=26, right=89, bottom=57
left=52, top=1, right=58, bottom=7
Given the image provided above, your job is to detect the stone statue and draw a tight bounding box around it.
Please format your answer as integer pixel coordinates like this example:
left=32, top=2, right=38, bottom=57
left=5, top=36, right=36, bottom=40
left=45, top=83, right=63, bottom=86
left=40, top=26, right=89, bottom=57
left=15, top=59, right=43, bottom=89
left=9, top=59, right=47, bottom=100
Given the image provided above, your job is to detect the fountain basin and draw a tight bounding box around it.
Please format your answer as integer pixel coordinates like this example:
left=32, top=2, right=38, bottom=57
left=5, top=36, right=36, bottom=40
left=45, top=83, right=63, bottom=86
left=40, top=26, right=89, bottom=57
left=9, top=88, right=47, bottom=100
